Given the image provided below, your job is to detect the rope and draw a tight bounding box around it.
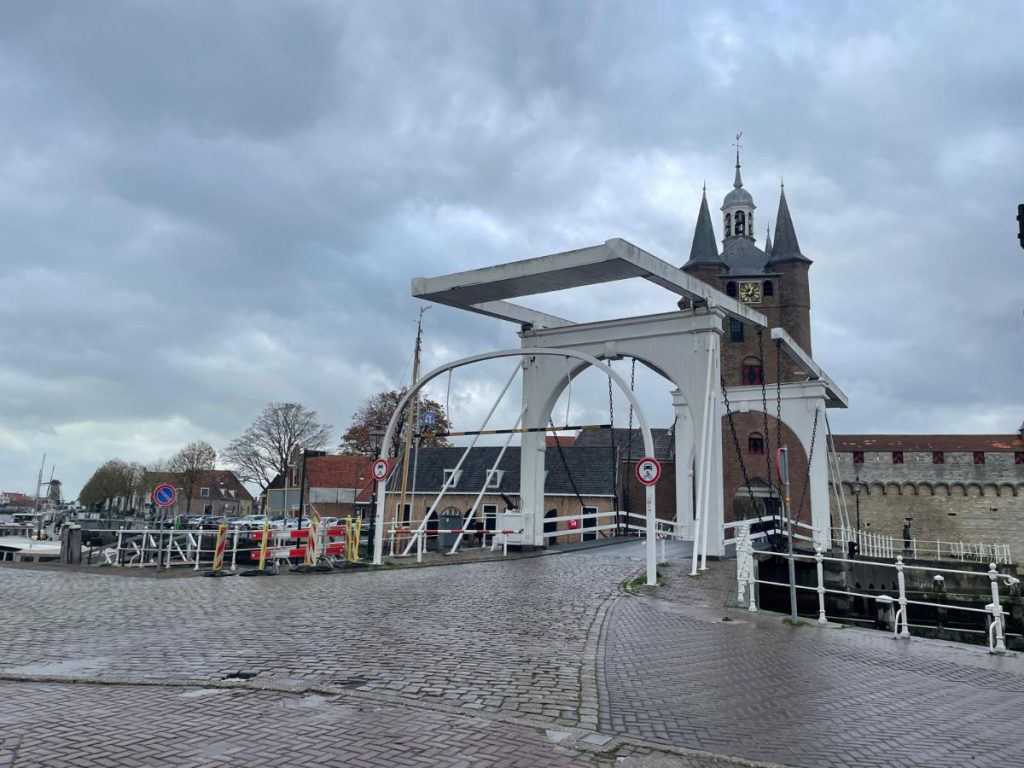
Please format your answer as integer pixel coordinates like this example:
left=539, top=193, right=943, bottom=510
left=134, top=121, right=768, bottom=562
left=564, top=356, right=572, bottom=426
left=622, top=358, right=637, bottom=532
left=758, top=329, right=775, bottom=502
left=549, top=418, right=587, bottom=511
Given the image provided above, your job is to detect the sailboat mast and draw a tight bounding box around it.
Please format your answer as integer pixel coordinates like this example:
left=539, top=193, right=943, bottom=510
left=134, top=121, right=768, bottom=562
left=395, top=306, right=429, bottom=532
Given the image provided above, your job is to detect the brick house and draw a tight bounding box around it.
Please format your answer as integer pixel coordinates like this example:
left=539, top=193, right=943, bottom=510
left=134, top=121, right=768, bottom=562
left=381, top=445, right=616, bottom=546
left=146, top=470, right=254, bottom=518
left=264, top=454, right=373, bottom=521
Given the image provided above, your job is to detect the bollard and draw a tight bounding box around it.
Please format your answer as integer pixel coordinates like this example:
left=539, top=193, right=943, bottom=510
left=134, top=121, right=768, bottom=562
left=659, top=535, right=666, bottom=563
left=895, top=555, right=910, bottom=638
left=230, top=527, right=239, bottom=572
left=116, top=529, right=124, bottom=567
left=194, top=531, right=203, bottom=571
left=815, top=544, right=827, bottom=625
left=416, top=532, right=424, bottom=564
left=139, top=527, right=148, bottom=568
left=988, top=563, right=1007, bottom=654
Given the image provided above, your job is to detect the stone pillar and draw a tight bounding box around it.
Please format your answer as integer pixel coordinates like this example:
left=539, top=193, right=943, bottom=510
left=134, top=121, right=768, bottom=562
left=60, top=524, right=82, bottom=565
left=672, top=389, right=695, bottom=540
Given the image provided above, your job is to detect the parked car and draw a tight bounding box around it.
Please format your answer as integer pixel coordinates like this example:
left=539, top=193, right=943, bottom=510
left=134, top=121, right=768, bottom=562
left=232, top=515, right=283, bottom=531
left=195, top=515, right=228, bottom=530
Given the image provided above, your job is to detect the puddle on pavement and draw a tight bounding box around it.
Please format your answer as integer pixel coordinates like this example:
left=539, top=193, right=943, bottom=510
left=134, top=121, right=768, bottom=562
left=4, top=657, right=111, bottom=676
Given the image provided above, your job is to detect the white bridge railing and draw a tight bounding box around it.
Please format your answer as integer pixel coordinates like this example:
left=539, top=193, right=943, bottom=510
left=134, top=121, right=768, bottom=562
left=735, top=522, right=1020, bottom=654
left=833, top=525, right=1012, bottom=564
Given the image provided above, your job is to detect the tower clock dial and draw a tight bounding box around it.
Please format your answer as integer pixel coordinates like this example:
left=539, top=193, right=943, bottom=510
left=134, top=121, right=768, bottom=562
left=738, top=282, right=762, bottom=303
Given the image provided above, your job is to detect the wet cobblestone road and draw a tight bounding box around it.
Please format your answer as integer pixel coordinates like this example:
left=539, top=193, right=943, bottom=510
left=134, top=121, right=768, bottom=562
left=2, top=542, right=1022, bottom=767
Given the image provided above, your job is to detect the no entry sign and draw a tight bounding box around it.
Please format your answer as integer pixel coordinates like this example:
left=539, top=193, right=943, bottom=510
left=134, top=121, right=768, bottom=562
left=635, top=457, right=662, bottom=486
left=153, top=483, right=177, bottom=507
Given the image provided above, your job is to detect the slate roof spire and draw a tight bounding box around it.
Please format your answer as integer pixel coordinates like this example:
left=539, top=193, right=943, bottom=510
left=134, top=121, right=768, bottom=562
left=683, top=185, right=723, bottom=267
left=764, top=225, right=773, bottom=256
left=767, top=184, right=811, bottom=265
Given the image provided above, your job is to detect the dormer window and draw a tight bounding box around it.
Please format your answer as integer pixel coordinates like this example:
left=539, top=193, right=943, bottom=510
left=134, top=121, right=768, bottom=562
left=443, top=469, right=462, bottom=487
left=485, top=470, right=504, bottom=489
left=200, top=487, right=210, bottom=498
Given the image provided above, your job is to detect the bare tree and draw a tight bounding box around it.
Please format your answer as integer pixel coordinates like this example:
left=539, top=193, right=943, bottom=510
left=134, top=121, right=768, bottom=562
left=222, top=402, right=333, bottom=492
left=169, top=441, right=217, bottom=514
left=339, top=388, right=451, bottom=457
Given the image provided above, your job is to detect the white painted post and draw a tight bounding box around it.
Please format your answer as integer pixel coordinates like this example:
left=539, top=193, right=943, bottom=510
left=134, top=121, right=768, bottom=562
left=659, top=536, right=666, bottom=564
left=139, top=528, right=148, bottom=567
left=230, top=528, right=239, bottom=571
left=645, top=484, right=657, bottom=586
left=815, top=543, right=827, bottom=625
left=988, top=563, right=1006, bottom=654
left=895, top=555, right=910, bottom=638
left=194, top=532, right=202, bottom=571
left=116, top=529, right=124, bottom=567
left=416, top=531, right=423, bottom=564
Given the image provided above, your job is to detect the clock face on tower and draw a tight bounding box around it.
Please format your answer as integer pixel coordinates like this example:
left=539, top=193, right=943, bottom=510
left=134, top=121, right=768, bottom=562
left=739, top=282, right=762, bottom=303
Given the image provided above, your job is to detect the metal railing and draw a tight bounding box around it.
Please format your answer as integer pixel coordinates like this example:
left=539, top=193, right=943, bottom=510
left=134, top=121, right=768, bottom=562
left=833, top=525, right=1012, bottom=564
left=735, top=522, right=1020, bottom=654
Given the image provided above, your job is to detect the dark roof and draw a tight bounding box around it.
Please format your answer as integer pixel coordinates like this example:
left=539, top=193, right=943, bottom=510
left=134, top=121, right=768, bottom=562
left=147, top=470, right=253, bottom=502
left=722, top=236, right=772, bottom=276
left=573, top=427, right=674, bottom=460
left=767, top=187, right=811, bottom=266
left=399, top=446, right=616, bottom=496
left=832, top=435, right=1024, bottom=452
left=684, top=189, right=723, bottom=267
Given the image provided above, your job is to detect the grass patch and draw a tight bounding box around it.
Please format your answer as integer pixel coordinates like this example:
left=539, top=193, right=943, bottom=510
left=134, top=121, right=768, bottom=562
left=782, top=617, right=810, bottom=627
left=621, top=570, right=666, bottom=594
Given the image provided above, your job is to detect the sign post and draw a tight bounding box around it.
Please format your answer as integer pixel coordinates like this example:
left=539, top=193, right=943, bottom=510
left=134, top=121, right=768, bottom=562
left=152, top=483, right=177, bottom=573
left=635, top=457, right=662, bottom=586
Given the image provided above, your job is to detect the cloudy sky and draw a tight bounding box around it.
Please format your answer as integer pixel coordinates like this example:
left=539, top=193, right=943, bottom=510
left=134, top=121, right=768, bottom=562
left=2, top=1, right=1022, bottom=499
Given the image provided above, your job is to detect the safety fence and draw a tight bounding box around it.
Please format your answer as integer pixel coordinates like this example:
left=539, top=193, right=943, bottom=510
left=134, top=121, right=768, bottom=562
left=832, top=525, right=1012, bottom=564
left=735, top=522, right=1021, bottom=654
left=105, top=518, right=365, bottom=571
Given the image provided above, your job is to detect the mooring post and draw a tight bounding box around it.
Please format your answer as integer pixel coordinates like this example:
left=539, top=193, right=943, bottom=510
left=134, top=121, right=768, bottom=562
left=815, top=543, right=827, bottom=625
left=988, top=563, right=1007, bottom=654
left=895, top=555, right=910, bottom=639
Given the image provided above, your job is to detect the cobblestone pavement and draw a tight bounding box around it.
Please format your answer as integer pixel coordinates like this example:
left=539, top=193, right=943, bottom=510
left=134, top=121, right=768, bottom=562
left=600, top=551, right=1024, bottom=768
left=1, top=543, right=1022, bottom=767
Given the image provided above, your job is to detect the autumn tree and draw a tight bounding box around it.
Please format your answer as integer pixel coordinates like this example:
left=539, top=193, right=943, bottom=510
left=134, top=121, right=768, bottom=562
left=339, top=388, right=451, bottom=457
left=222, top=402, right=333, bottom=492
left=169, top=441, right=217, bottom=514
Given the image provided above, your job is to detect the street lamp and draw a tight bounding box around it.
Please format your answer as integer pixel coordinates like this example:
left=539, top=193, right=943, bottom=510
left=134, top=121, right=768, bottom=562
left=850, top=476, right=864, bottom=559
left=365, top=428, right=386, bottom=559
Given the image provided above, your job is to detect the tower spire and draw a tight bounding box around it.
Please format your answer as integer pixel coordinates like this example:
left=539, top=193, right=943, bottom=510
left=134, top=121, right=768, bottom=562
left=764, top=224, right=773, bottom=256
left=733, top=132, right=743, bottom=188
left=767, top=185, right=811, bottom=264
left=684, top=186, right=722, bottom=267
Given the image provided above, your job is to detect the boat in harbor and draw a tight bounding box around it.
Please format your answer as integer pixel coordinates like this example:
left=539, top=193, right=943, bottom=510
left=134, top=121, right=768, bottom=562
left=0, top=535, right=63, bottom=563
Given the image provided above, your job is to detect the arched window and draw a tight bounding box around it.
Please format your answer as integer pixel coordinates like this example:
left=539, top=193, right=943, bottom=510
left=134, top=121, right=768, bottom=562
left=748, top=212, right=753, bottom=234
left=742, top=356, right=763, bottom=386
left=763, top=280, right=774, bottom=297
left=726, top=281, right=737, bottom=297
left=724, top=213, right=732, bottom=237
left=748, top=432, right=765, bottom=455
left=735, top=211, right=746, bottom=236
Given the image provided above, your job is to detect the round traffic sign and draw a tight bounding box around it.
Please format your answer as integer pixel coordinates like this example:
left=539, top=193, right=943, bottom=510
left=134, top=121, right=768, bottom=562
left=153, top=483, right=177, bottom=507
left=371, top=458, right=392, bottom=482
left=635, top=457, right=662, bottom=486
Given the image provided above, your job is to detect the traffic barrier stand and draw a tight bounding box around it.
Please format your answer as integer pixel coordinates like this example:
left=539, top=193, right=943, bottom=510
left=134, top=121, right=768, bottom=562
left=240, top=519, right=276, bottom=577
left=204, top=523, right=233, bottom=577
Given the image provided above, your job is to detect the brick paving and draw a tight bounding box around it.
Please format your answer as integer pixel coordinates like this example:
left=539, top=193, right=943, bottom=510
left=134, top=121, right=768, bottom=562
left=1, top=542, right=1021, bottom=767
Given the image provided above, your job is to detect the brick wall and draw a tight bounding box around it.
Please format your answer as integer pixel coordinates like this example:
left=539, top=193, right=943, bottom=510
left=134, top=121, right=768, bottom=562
left=831, top=450, right=1024, bottom=561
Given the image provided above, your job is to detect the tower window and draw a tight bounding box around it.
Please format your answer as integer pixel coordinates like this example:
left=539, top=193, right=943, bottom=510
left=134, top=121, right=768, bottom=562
left=724, top=213, right=732, bottom=238
left=729, top=318, right=744, bottom=342
left=748, top=433, right=765, bottom=455
left=852, top=451, right=864, bottom=464
left=973, top=451, right=985, bottom=465
left=741, top=357, right=763, bottom=386
left=735, top=211, right=746, bottom=236
left=932, top=451, right=944, bottom=464
left=763, top=280, right=774, bottom=297
left=726, top=281, right=737, bottom=298
left=892, top=451, right=904, bottom=464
